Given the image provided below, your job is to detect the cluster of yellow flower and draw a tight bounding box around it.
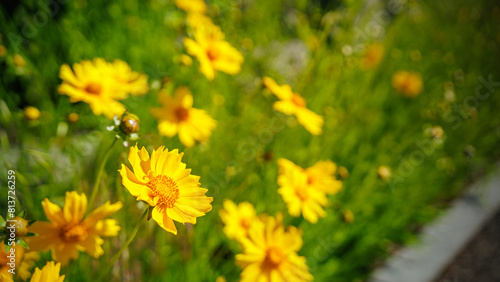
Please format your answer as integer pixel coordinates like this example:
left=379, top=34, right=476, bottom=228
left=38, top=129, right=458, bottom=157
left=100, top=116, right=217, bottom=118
left=220, top=201, right=313, bottom=281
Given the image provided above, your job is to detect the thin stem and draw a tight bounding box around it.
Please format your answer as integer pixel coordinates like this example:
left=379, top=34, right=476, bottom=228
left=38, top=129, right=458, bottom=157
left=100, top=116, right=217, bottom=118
left=88, top=137, right=118, bottom=211
left=98, top=207, right=148, bottom=281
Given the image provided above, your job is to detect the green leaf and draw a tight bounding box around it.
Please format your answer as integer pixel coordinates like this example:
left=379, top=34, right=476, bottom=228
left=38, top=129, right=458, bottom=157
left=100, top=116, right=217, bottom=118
left=25, top=232, right=37, bottom=237
left=16, top=238, right=29, bottom=249
left=0, top=215, right=5, bottom=228
left=17, top=210, right=26, bottom=218
left=147, top=206, right=153, bottom=221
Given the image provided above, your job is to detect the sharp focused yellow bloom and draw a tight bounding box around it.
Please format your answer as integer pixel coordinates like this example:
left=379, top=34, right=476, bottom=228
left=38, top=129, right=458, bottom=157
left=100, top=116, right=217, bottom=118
left=184, top=19, right=244, bottom=80
left=391, top=70, right=423, bottom=97
left=58, top=58, right=148, bottom=119
left=150, top=86, right=216, bottom=147
left=24, top=106, right=41, bottom=121
left=277, top=158, right=330, bottom=223
left=263, top=77, right=324, bottom=135
left=30, top=261, right=65, bottom=282
left=175, top=0, right=207, bottom=14
left=219, top=200, right=257, bottom=242
left=119, top=145, right=213, bottom=234
left=27, top=192, right=122, bottom=265
left=360, top=43, right=384, bottom=70
left=236, top=215, right=313, bottom=282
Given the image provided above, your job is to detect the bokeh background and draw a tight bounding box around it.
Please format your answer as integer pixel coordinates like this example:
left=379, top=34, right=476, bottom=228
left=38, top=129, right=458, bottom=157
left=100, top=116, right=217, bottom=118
left=1, top=0, right=500, bottom=281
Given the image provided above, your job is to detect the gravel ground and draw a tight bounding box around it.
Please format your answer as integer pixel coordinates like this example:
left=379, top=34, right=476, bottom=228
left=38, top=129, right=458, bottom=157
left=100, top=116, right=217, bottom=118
left=436, top=208, right=500, bottom=282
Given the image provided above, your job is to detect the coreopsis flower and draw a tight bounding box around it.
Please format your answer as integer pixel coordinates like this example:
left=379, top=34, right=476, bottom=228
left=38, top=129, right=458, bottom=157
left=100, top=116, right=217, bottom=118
left=27, top=192, right=122, bottom=265
left=30, top=261, right=65, bottom=282
left=391, top=70, right=423, bottom=97
left=58, top=58, right=148, bottom=119
left=0, top=241, right=23, bottom=281
left=18, top=251, right=40, bottom=281
left=107, top=59, right=149, bottom=96
left=24, top=106, right=41, bottom=121
left=263, top=77, right=324, bottom=135
left=184, top=20, right=244, bottom=80
left=150, top=86, right=216, bottom=147
left=219, top=200, right=257, bottom=242
left=119, top=145, right=213, bottom=234
left=277, top=158, right=328, bottom=223
left=360, top=43, right=384, bottom=70
left=175, top=0, right=207, bottom=14
left=235, top=215, right=313, bottom=282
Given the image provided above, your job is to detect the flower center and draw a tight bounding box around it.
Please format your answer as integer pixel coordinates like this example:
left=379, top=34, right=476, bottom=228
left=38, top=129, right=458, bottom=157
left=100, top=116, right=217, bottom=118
left=175, top=107, right=190, bottom=122
left=264, top=246, right=285, bottom=267
left=291, top=94, right=306, bottom=107
left=295, top=187, right=308, bottom=200
left=206, top=48, right=220, bottom=61
left=85, top=82, right=102, bottom=95
left=240, top=217, right=251, bottom=229
left=60, top=223, right=88, bottom=243
left=147, top=175, right=180, bottom=208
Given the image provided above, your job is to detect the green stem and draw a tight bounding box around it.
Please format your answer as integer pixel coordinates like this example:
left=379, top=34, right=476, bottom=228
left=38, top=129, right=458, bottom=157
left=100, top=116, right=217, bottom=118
left=98, top=208, right=148, bottom=281
left=88, top=138, right=118, bottom=210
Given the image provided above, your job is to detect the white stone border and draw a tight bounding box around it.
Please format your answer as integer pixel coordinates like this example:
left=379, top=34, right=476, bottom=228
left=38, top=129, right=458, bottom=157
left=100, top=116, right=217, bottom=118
left=369, top=163, right=500, bottom=282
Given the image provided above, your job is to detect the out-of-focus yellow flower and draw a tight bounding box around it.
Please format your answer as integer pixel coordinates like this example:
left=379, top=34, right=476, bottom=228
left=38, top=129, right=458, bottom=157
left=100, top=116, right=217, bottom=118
left=343, top=210, right=354, bottom=223
left=150, top=86, right=216, bottom=147
left=27, top=192, right=122, bottom=265
left=17, top=251, right=40, bottom=281
left=30, top=261, right=65, bottom=282
left=0, top=45, right=6, bottom=57
left=219, top=200, right=257, bottom=242
left=377, top=166, right=391, bottom=180
left=175, top=0, right=207, bottom=14
left=119, top=145, right=213, bottom=234
left=235, top=215, right=313, bottom=282
left=263, top=77, right=324, bottom=135
left=107, top=59, right=149, bottom=96
left=24, top=106, right=41, bottom=121
left=391, top=70, right=423, bottom=97
left=184, top=19, right=244, bottom=80
left=215, top=276, right=226, bottom=282
left=13, top=54, right=26, bottom=67
left=0, top=241, right=24, bottom=281
left=179, top=54, right=193, bottom=66
left=67, top=113, right=79, bottom=123
left=360, top=43, right=384, bottom=70
left=277, top=158, right=329, bottom=223
left=305, top=160, right=343, bottom=195
left=58, top=58, right=147, bottom=119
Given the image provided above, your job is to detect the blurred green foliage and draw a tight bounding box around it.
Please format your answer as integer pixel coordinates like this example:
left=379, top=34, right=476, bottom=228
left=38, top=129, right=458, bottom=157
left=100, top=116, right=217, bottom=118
left=1, top=0, right=500, bottom=281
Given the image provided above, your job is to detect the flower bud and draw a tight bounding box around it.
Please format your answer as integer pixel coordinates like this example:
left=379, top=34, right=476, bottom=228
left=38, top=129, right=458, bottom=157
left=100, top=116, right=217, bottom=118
left=13, top=217, right=29, bottom=237
left=120, top=113, right=140, bottom=134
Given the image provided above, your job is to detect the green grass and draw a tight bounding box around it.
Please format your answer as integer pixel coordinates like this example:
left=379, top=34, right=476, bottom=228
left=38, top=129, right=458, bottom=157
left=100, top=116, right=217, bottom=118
left=1, top=0, right=500, bottom=281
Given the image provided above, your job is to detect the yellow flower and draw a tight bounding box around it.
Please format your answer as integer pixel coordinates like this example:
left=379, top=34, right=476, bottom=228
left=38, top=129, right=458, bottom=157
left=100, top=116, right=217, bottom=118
left=27, top=192, right=122, bottom=265
left=235, top=215, right=313, bottom=282
left=277, top=158, right=329, bottom=223
left=24, top=106, right=41, bottom=121
left=18, top=251, right=40, bottom=281
left=179, top=54, right=193, bottom=66
left=175, top=0, right=207, bottom=14
left=343, top=210, right=354, bottom=223
left=30, top=261, right=65, bottom=282
left=0, top=241, right=23, bottom=281
left=360, top=43, right=384, bottom=70
left=13, top=54, right=26, bottom=67
left=304, top=160, right=343, bottom=195
left=58, top=58, right=148, bottom=119
left=263, top=77, right=324, bottom=135
left=219, top=200, right=257, bottom=242
left=184, top=19, right=244, bottom=80
left=67, top=113, right=79, bottom=123
left=0, top=45, right=6, bottom=57
left=150, top=86, right=216, bottom=147
left=391, top=70, right=423, bottom=97
left=107, top=59, right=149, bottom=96
left=119, top=145, right=213, bottom=234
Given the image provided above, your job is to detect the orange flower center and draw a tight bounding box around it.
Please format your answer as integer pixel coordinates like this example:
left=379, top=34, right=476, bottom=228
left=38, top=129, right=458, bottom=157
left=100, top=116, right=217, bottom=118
left=60, top=223, right=88, bottom=243
left=175, top=107, right=190, bottom=122
left=240, top=217, right=251, bottom=229
left=295, top=187, right=308, bottom=200
left=147, top=175, right=180, bottom=208
left=206, top=47, right=220, bottom=61
left=291, top=94, right=306, bottom=107
left=85, top=82, right=102, bottom=95
left=264, top=246, right=285, bottom=267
